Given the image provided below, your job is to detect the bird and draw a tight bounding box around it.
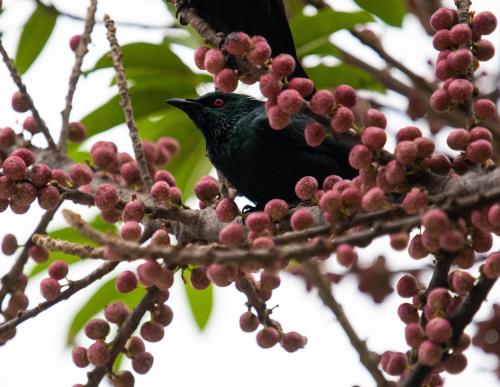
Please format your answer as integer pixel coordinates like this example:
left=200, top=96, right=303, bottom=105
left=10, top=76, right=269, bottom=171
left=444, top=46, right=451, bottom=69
left=177, top=0, right=309, bottom=80
left=167, top=91, right=356, bottom=208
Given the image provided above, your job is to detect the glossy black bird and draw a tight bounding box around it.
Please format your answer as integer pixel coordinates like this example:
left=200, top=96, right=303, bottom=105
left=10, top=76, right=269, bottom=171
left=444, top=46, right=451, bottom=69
left=168, top=92, right=356, bottom=207
left=178, top=0, right=309, bottom=80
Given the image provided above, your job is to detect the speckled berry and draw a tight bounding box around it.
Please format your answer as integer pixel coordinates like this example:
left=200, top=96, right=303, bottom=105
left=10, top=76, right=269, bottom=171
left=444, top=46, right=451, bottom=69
left=132, top=351, right=154, bottom=374
left=256, top=326, right=280, bottom=348
left=116, top=271, right=138, bottom=293
left=40, top=277, right=61, bottom=301
left=290, top=208, right=314, bottom=231
left=48, top=260, right=68, bottom=280
left=69, top=163, right=93, bottom=186
left=87, top=340, right=110, bottom=367
left=72, top=346, right=89, bottom=368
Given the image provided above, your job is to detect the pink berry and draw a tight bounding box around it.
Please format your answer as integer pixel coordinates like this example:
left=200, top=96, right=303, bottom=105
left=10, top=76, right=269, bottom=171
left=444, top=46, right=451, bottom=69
left=390, top=232, right=409, bottom=251
left=122, top=200, right=145, bottom=222
left=113, top=371, right=135, bottom=387
left=472, top=11, right=497, bottom=36
left=0, top=127, right=16, bottom=148
left=444, top=352, right=467, bottom=374
left=194, top=177, right=219, bottom=201
left=319, top=190, right=342, bottom=213
left=214, top=68, right=238, bottom=92
left=12, top=148, right=35, bottom=166
left=91, top=147, right=117, bottom=170
left=430, top=88, right=451, bottom=112
left=433, top=29, right=452, bottom=50
left=140, top=321, right=164, bottom=342
left=116, top=271, right=138, bottom=293
left=132, top=351, right=154, bottom=374
left=331, top=107, right=354, bottom=133
left=264, top=198, right=288, bottom=221
left=430, top=8, right=455, bottom=31
left=361, top=126, right=386, bottom=150
left=40, top=277, right=61, bottom=301
left=428, top=154, right=452, bottom=174
left=11, top=90, right=29, bottom=112
left=304, top=122, right=325, bottom=147
left=361, top=187, right=385, bottom=212
left=397, top=275, right=419, bottom=298
left=426, top=317, right=452, bottom=343
left=216, top=198, right=239, bottom=222
left=295, top=176, right=318, bottom=201
left=450, top=24, right=472, bottom=45
left=475, top=39, right=495, bottom=61
left=104, top=302, right=130, bottom=325
left=69, top=34, right=81, bottom=51
left=29, top=245, right=49, bottom=263
left=0, top=176, right=15, bottom=200
left=51, top=169, right=70, bottom=187
left=427, top=287, right=452, bottom=310
left=224, top=32, right=251, bottom=56
left=150, top=181, right=170, bottom=202
left=483, top=252, right=500, bottom=279
left=408, top=235, right=429, bottom=259
left=272, top=54, right=295, bottom=77
left=1, top=234, right=17, bottom=255
left=2, top=156, right=26, bottom=180
left=87, top=340, right=110, bottom=367
left=382, top=351, right=407, bottom=376
left=310, top=90, right=334, bottom=115
left=137, top=260, right=161, bottom=287
left=473, top=99, right=496, bottom=119
left=402, top=188, right=428, bottom=214
left=418, top=340, right=442, bottom=366
left=194, top=47, right=209, bottom=70
left=288, top=77, right=314, bottom=97
left=281, top=331, right=307, bottom=353
left=447, top=48, right=473, bottom=72
left=256, top=326, right=280, bottom=348
left=470, top=126, right=493, bottom=142
left=218, top=223, right=244, bottom=246
left=95, top=184, right=119, bottom=211
left=69, top=163, right=93, bottom=186
left=405, top=323, right=425, bottom=349
left=246, top=212, right=271, bottom=233
left=206, top=263, right=236, bottom=287
left=239, top=311, right=259, bottom=332
left=348, top=144, right=372, bottom=170
left=190, top=267, right=210, bottom=290
left=488, top=204, right=500, bottom=227
left=277, top=89, right=303, bottom=114
left=84, top=318, right=110, bottom=340
left=336, top=244, right=357, bottom=267
left=203, top=48, right=225, bottom=74
left=68, top=122, right=86, bottom=143
left=398, top=303, right=419, bottom=324
left=259, top=73, right=281, bottom=99
left=23, top=116, right=39, bottom=134
left=435, top=60, right=453, bottom=81
left=71, top=346, right=89, bottom=368
left=48, top=260, right=68, bottom=280
left=451, top=270, right=475, bottom=296
left=363, top=108, right=387, bottom=128
left=247, top=41, right=272, bottom=65
left=448, top=79, right=473, bottom=101
left=447, top=128, right=470, bottom=150
left=290, top=208, right=314, bottom=231
left=466, top=139, right=492, bottom=163
left=395, top=141, right=418, bottom=166
left=268, top=105, right=291, bottom=129
left=334, top=84, right=357, bottom=108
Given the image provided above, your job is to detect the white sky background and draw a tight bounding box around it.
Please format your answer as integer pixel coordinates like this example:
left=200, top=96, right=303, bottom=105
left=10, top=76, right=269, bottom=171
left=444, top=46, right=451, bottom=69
left=0, top=0, right=500, bottom=386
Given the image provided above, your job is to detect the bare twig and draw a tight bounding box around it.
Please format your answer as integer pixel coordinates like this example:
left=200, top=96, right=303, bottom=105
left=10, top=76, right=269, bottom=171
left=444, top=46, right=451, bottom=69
left=103, top=15, right=153, bottom=191
left=32, top=234, right=105, bottom=259
left=0, top=261, right=117, bottom=335
left=59, top=0, right=98, bottom=152
left=0, top=40, right=57, bottom=150
left=302, top=261, right=390, bottom=387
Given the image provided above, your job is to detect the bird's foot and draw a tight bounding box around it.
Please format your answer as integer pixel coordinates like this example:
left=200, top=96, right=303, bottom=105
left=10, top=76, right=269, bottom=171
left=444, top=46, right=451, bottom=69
left=175, top=0, right=190, bottom=22
left=241, top=205, right=257, bottom=215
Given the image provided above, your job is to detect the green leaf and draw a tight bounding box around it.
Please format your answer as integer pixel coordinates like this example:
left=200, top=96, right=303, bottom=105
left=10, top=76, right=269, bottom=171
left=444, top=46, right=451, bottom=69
left=67, top=278, right=146, bottom=345
left=135, top=108, right=212, bottom=195
left=184, top=271, right=213, bottom=331
left=112, top=352, right=124, bottom=373
left=291, top=10, right=373, bottom=57
left=308, top=63, right=385, bottom=92
left=15, top=4, right=57, bottom=74
left=353, top=0, right=406, bottom=27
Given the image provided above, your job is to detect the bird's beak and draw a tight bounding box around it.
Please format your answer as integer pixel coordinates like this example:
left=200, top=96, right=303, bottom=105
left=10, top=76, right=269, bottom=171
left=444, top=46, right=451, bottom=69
left=166, top=98, right=199, bottom=111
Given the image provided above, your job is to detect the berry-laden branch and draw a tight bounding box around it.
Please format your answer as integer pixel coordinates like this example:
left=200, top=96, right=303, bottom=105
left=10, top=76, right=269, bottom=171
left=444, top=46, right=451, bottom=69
left=302, top=261, right=390, bottom=387
left=0, top=261, right=118, bottom=335
left=402, top=275, right=497, bottom=387
left=0, top=39, right=57, bottom=150
left=103, top=14, right=153, bottom=191
left=59, top=0, right=99, bottom=152
left=0, top=201, right=62, bottom=308
left=85, top=287, right=160, bottom=387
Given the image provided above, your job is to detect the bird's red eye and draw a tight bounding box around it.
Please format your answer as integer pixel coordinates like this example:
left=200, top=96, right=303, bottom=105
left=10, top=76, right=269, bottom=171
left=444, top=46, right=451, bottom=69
left=213, top=98, right=225, bottom=107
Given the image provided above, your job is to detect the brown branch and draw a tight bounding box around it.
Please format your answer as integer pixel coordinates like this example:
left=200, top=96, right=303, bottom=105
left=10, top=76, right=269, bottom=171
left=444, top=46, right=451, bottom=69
left=59, top=0, right=98, bottom=152
left=103, top=15, right=153, bottom=191
left=85, top=287, right=160, bottom=387
left=402, top=275, right=497, bottom=387
left=0, top=261, right=117, bottom=335
left=32, top=234, right=105, bottom=259
left=0, top=39, right=57, bottom=150
left=0, top=201, right=63, bottom=308
left=237, top=275, right=278, bottom=329
left=302, top=261, right=390, bottom=387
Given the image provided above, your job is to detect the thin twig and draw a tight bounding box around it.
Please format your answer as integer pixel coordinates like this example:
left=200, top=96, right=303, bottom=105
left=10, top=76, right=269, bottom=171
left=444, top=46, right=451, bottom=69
left=103, top=14, right=153, bottom=191
left=59, top=0, right=98, bottom=152
left=0, top=261, right=117, bottom=335
left=0, top=39, right=57, bottom=150
left=302, top=261, right=390, bottom=387
left=32, top=234, right=105, bottom=259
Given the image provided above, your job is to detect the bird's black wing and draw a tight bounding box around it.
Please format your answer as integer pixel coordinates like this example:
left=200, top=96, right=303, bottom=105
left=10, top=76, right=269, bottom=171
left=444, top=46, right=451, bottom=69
left=181, top=0, right=309, bottom=80
left=248, top=107, right=357, bottom=179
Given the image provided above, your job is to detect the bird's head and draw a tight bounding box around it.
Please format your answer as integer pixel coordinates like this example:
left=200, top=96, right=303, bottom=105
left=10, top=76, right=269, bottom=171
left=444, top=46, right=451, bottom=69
left=167, top=91, right=262, bottom=141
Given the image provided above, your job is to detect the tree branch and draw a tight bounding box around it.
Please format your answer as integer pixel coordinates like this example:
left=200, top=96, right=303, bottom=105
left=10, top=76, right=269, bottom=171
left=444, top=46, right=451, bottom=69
left=302, top=260, right=390, bottom=387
